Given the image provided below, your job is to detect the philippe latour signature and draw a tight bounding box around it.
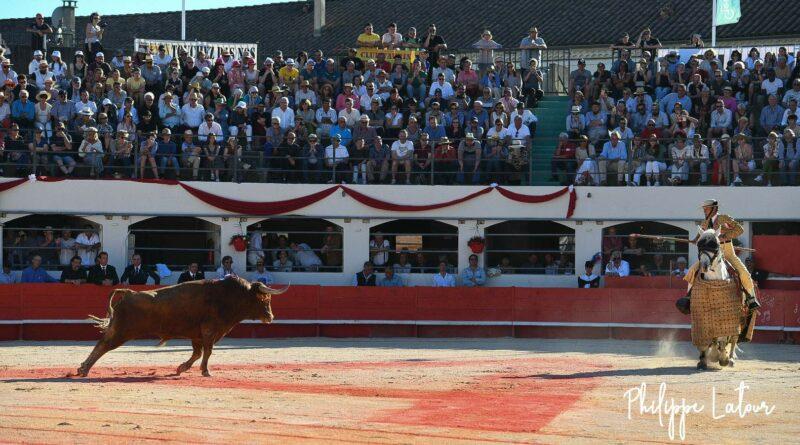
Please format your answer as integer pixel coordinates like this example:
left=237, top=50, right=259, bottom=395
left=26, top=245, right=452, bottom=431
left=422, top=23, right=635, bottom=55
left=623, top=381, right=775, bottom=440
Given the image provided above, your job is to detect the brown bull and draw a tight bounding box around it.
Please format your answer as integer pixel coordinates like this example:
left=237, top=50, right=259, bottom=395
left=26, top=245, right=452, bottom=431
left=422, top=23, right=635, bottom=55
left=77, top=277, right=284, bottom=377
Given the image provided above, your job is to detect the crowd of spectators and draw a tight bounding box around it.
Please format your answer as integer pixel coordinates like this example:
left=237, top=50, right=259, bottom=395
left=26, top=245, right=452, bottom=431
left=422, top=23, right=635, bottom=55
left=1, top=14, right=550, bottom=185
left=560, top=31, right=800, bottom=186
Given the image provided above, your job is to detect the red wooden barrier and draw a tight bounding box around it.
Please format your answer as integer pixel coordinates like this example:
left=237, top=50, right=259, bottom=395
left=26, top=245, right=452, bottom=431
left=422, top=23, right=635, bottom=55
left=514, top=288, right=611, bottom=323
left=604, top=276, right=681, bottom=289
left=610, top=289, right=688, bottom=325
left=753, top=235, right=800, bottom=276
left=416, top=287, right=514, bottom=321
left=0, top=284, right=796, bottom=342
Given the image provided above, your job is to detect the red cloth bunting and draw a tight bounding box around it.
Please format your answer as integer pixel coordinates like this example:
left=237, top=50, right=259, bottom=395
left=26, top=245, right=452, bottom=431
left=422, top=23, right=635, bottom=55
left=495, top=186, right=577, bottom=218
left=341, top=185, right=494, bottom=212
left=178, top=182, right=340, bottom=215
left=0, top=177, right=577, bottom=217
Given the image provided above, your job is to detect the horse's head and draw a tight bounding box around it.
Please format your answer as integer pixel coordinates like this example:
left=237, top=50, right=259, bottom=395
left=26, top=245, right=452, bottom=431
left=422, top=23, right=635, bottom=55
left=696, top=226, right=722, bottom=273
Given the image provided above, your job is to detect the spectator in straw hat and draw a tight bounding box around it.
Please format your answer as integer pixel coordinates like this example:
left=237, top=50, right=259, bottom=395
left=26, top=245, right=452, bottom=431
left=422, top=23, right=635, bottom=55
left=78, top=126, right=105, bottom=178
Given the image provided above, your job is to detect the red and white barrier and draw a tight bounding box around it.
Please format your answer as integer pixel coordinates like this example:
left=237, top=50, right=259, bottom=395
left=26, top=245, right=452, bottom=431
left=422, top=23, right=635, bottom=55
left=0, top=284, right=797, bottom=342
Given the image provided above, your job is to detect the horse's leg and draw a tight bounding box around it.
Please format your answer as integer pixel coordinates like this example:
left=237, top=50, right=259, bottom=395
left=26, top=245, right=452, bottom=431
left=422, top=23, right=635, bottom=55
left=727, top=336, right=738, bottom=367
left=718, top=338, right=730, bottom=366
left=697, top=348, right=708, bottom=370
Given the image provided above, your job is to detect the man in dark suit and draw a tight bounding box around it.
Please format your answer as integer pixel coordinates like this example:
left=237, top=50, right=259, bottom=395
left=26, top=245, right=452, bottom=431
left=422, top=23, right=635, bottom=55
left=177, top=262, right=205, bottom=284
left=120, top=253, right=161, bottom=285
left=87, top=251, right=119, bottom=286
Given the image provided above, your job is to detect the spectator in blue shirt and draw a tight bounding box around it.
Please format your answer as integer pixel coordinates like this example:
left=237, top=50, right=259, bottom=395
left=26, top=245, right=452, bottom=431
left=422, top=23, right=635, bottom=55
left=422, top=115, right=446, bottom=145
left=760, top=95, right=785, bottom=135
left=0, top=264, right=18, bottom=284
left=660, top=84, right=693, bottom=115
left=157, top=128, right=180, bottom=176
left=599, top=131, right=628, bottom=185
left=461, top=254, right=486, bottom=287
left=11, top=90, right=35, bottom=128
left=330, top=117, right=353, bottom=148
left=20, top=255, right=58, bottom=283
left=378, top=266, right=404, bottom=287
left=466, top=101, right=489, bottom=130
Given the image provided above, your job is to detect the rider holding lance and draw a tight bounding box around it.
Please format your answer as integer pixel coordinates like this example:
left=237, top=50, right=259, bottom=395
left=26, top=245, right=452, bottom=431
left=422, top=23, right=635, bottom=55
left=684, top=199, right=760, bottom=310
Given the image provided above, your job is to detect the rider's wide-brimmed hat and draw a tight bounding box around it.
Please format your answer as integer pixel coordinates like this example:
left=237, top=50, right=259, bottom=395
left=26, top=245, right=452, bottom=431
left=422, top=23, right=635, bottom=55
left=700, top=199, right=718, bottom=208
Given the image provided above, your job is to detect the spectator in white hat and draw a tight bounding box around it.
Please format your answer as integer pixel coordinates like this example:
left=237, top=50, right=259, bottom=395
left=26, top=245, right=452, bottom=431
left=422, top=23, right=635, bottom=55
left=28, top=49, right=45, bottom=75
left=672, top=257, right=689, bottom=277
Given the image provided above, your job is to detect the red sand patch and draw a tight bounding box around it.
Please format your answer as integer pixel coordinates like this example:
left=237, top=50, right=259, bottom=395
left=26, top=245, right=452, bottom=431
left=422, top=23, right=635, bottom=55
left=0, top=357, right=606, bottom=434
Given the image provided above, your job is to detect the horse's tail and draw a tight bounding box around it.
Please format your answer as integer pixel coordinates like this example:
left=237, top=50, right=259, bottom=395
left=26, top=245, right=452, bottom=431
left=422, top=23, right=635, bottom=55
left=88, top=289, right=126, bottom=332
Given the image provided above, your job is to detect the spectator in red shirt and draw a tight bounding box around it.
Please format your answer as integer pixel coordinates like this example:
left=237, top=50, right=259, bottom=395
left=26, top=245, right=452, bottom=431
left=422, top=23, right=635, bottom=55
left=640, top=118, right=663, bottom=139
left=433, top=136, right=457, bottom=184
left=551, top=132, right=577, bottom=184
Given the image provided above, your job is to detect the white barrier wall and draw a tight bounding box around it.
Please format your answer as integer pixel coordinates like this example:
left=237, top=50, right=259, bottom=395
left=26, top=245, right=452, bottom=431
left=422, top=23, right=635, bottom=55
left=1, top=180, right=798, bottom=286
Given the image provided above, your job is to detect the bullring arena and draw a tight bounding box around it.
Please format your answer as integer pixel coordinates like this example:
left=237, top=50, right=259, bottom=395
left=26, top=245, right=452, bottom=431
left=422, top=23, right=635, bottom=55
left=1, top=338, right=799, bottom=443
left=1, top=282, right=800, bottom=443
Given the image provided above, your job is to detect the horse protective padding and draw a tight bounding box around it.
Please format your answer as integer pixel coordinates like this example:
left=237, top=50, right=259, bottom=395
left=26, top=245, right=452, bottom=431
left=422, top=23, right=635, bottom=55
left=691, top=278, right=744, bottom=348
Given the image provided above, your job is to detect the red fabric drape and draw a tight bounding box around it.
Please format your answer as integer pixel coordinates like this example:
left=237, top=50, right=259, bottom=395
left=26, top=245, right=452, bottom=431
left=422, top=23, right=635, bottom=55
left=178, top=183, right=340, bottom=215
left=495, top=186, right=577, bottom=218
left=0, top=178, right=27, bottom=192
left=341, top=185, right=494, bottom=212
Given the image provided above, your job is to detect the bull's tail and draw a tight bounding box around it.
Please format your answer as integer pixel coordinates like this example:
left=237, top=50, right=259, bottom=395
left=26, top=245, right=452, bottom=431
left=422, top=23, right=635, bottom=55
left=87, top=289, right=124, bottom=332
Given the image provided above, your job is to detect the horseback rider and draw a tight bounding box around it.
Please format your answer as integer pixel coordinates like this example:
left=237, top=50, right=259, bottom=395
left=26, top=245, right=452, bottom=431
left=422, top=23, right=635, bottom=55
left=683, top=199, right=760, bottom=311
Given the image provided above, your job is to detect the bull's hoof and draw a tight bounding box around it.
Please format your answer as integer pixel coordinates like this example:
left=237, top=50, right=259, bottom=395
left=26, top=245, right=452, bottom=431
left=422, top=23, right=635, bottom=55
left=176, top=363, right=190, bottom=375
left=696, top=361, right=707, bottom=370
left=76, top=366, right=89, bottom=377
left=201, top=370, right=211, bottom=377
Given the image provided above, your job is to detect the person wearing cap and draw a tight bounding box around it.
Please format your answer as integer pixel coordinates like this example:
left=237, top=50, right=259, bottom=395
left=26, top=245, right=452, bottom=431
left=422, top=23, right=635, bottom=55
left=520, top=26, right=547, bottom=67
left=293, top=80, right=316, bottom=110
left=228, top=100, right=253, bottom=147
left=569, top=58, right=591, bottom=99
left=28, top=49, right=45, bottom=76
left=77, top=126, right=104, bottom=177
left=30, top=57, right=54, bottom=90
left=324, top=133, right=349, bottom=182
left=299, top=133, right=322, bottom=183
left=140, top=54, right=162, bottom=92
left=154, top=127, right=179, bottom=177
left=107, top=129, right=132, bottom=178
left=684, top=200, right=759, bottom=309
left=0, top=59, right=18, bottom=87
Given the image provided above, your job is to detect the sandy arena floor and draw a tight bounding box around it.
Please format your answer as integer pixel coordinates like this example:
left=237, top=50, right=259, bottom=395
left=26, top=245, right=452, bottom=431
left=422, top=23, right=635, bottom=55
left=0, top=338, right=798, bottom=444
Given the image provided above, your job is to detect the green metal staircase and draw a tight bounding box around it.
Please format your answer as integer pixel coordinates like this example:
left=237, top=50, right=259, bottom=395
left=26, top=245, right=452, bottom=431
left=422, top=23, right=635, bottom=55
left=530, top=95, right=572, bottom=186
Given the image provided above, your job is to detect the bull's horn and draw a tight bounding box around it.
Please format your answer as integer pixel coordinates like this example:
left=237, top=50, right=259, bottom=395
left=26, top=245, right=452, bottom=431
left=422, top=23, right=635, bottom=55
left=261, top=283, right=290, bottom=295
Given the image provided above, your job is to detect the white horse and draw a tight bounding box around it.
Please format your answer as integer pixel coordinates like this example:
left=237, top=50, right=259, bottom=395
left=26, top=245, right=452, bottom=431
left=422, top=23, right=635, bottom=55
left=691, top=226, right=741, bottom=370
